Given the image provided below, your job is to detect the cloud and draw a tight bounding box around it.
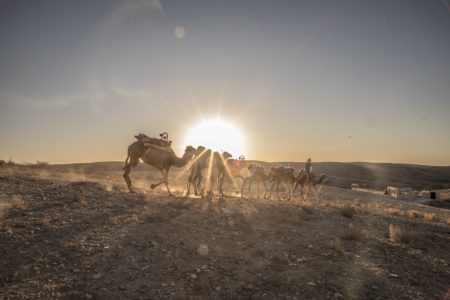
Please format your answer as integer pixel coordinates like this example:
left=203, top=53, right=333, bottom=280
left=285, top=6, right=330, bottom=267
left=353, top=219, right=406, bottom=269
left=101, top=0, right=163, bottom=30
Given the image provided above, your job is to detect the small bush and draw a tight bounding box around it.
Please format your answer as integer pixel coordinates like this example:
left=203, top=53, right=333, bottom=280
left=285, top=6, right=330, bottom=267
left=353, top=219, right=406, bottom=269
left=75, top=195, right=89, bottom=207
left=335, top=237, right=344, bottom=252
left=423, top=212, right=437, bottom=222
left=389, top=224, right=417, bottom=244
left=406, top=210, right=421, bottom=218
left=0, top=159, right=5, bottom=166
left=385, top=207, right=402, bottom=216
left=41, top=217, right=50, bottom=226
left=341, top=223, right=362, bottom=240
left=11, top=195, right=24, bottom=209
left=339, top=205, right=356, bottom=218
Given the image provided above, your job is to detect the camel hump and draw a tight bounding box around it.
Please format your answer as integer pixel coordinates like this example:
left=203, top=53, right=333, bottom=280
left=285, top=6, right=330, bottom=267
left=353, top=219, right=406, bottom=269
left=135, top=133, right=172, bottom=150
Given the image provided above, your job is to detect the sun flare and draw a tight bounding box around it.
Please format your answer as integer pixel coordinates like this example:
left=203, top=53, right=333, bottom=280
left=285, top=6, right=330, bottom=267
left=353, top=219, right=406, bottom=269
left=184, top=119, right=245, bottom=158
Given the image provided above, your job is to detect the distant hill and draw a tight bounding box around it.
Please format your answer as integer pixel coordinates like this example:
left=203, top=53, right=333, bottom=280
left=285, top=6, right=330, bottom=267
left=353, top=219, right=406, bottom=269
left=48, top=161, right=450, bottom=191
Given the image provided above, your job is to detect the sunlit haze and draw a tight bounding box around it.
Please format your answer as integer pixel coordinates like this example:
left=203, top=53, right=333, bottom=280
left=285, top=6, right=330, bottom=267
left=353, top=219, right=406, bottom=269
left=0, top=0, right=449, bottom=165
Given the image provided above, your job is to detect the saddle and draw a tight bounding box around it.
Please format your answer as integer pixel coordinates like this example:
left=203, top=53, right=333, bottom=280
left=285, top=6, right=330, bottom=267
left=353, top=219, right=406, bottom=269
left=135, top=132, right=172, bottom=152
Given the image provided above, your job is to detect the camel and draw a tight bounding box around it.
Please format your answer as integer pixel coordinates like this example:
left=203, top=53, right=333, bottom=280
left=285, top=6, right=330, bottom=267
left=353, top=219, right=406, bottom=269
left=210, top=151, right=233, bottom=197
left=240, top=164, right=271, bottom=199
left=123, top=140, right=197, bottom=195
left=291, top=171, right=328, bottom=202
left=185, top=147, right=211, bottom=197
left=265, top=166, right=295, bottom=200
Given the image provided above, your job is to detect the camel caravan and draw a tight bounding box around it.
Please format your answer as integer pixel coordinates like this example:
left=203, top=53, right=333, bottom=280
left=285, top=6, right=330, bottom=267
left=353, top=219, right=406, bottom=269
left=123, top=133, right=327, bottom=202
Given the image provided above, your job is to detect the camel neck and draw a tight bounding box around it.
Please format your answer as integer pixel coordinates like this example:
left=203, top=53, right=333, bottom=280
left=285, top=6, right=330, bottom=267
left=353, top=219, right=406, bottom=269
left=174, top=152, right=193, bottom=168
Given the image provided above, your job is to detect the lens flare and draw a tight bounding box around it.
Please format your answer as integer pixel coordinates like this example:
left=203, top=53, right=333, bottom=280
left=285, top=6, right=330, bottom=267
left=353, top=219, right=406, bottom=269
left=184, top=119, right=245, bottom=158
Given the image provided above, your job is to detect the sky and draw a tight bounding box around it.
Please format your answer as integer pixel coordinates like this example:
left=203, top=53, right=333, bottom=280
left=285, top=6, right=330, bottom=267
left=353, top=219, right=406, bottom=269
left=0, top=0, right=449, bottom=165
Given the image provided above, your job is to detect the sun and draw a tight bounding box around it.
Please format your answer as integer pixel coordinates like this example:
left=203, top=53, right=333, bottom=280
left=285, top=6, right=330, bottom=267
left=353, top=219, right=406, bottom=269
left=184, top=119, right=245, bottom=158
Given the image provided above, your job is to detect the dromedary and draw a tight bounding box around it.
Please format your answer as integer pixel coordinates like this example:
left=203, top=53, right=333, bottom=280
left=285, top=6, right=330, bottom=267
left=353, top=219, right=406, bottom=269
left=291, top=171, right=327, bottom=202
left=210, top=151, right=233, bottom=197
left=185, top=147, right=210, bottom=197
left=240, top=164, right=271, bottom=199
left=265, top=166, right=295, bottom=200
left=123, top=140, right=197, bottom=195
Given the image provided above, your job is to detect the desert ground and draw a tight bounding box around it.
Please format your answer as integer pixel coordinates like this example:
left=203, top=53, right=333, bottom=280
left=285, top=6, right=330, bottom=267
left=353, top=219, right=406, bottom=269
left=1, top=164, right=449, bottom=300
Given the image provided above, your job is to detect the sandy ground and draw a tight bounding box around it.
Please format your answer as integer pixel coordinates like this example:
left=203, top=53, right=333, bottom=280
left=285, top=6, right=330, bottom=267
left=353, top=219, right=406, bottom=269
left=0, top=166, right=449, bottom=300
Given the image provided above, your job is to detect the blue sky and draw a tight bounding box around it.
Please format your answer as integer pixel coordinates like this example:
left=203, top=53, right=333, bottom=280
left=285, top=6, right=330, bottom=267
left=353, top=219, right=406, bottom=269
left=0, top=0, right=449, bottom=165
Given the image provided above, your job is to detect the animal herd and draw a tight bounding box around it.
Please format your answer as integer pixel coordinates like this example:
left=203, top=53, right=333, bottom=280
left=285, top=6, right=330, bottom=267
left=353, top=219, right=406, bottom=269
left=123, top=138, right=327, bottom=202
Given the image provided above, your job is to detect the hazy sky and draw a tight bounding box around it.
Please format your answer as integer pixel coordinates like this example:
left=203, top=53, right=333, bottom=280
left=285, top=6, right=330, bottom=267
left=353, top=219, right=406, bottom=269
left=1, top=0, right=449, bottom=165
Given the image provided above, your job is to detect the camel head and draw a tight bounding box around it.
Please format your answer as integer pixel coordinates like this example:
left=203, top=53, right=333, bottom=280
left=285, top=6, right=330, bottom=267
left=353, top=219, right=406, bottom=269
left=185, top=145, right=197, bottom=154
left=222, top=151, right=233, bottom=160
left=194, top=145, right=206, bottom=156
left=318, top=173, right=328, bottom=184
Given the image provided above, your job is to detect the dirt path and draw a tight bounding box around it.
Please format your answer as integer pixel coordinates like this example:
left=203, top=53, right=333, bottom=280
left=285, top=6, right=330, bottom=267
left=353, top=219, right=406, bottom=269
left=1, top=169, right=449, bottom=299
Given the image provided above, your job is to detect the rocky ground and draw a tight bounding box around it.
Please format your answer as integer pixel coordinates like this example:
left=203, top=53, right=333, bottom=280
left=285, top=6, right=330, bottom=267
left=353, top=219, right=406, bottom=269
left=0, top=166, right=449, bottom=299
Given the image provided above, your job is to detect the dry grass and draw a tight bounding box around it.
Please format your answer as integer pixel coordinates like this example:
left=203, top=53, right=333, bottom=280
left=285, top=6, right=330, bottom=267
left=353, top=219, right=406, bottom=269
left=385, top=207, right=402, bottom=216
left=406, top=210, right=421, bottom=218
left=41, top=217, right=50, bottom=226
left=423, top=212, right=437, bottom=222
left=11, top=195, right=25, bottom=209
left=129, top=214, right=139, bottom=222
left=0, top=202, right=10, bottom=220
left=334, top=237, right=344, bottom=252
left=341, top=223, right=362, bottom=240
left=76, top=195, right=89, bottom=207
left=389, top=224, right=417, bottom=244
left=339, top=205, right=356, bottom=218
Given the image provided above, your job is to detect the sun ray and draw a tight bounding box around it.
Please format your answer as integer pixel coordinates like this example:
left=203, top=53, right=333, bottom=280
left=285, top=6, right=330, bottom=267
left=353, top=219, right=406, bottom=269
left=175, top=147, right=208, bottom=180
left=205, top=150, right=214, bottom=193
left=218, top=152, right=241, bottom=193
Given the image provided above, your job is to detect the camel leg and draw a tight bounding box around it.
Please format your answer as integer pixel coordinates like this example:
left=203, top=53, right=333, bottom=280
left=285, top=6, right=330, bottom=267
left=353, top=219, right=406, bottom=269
left=305, top=186, right=310, bottom=201
left=150, top=169, right=165, bottom=190
left=185, top=174, right=193, bottom=197
left=240, top=178, right=248, bottom=198
left=256, top=181, right=259, bottom=199
left=123, top=164, right=135, bottom=193
left=218, top=174, right=224, bottom=197
left=262, top=181, right=267, bottom=199
left=123, top=157, right=139, bottom=193
left=266, top=181, right=275, bottom=199
left=163, top=167, right=173, bottom=196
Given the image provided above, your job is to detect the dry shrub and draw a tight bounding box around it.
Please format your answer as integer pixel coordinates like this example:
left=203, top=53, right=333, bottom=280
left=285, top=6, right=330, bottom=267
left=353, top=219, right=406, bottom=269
left=423, top=212, right=437, bottom=222
left=41, top=217, right=50, bottom=226
left=129, top=214, right=139, bottom=222
left=11, top=195, right=25, bottom=209
left=76, top=195, right=89, bottom=207
left=385, top=207, right=402, bottom=216
left=0, top=202, right=10, bottom=220
left=301, top=205, right=314, bottom=215
left=389, top=224, right=417, bottom=244
left=335, top=237, right=344, bottom=252
left=406, top=210, right=421, bottom=218
left=339, top=205, right=356, bottom=218
left=341, top=223, right=362, bottom=240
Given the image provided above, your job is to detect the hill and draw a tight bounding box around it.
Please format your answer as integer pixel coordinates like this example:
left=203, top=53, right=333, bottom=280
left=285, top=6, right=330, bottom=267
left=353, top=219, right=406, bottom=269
left=48, top=161, right=450, bottom=191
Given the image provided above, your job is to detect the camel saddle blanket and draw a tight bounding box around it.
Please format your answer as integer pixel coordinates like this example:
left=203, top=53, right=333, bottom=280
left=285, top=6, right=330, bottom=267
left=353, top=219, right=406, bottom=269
left=134, top=133, right=172, bottom=151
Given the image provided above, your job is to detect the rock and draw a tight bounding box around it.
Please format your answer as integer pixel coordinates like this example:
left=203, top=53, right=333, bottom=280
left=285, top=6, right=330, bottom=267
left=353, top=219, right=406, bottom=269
left=334, top=292, right=343, bottom=299
left=308, top=282, right=316, bottom=286
left=190, top=273, right=198, bottom=279
left=197, top=243, right=209, bottom=256
left=85, top=294, right=93, bottom=299
left=118, top=285, right=127, bottom=290
left=92, top=273, right=102, bottom=280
